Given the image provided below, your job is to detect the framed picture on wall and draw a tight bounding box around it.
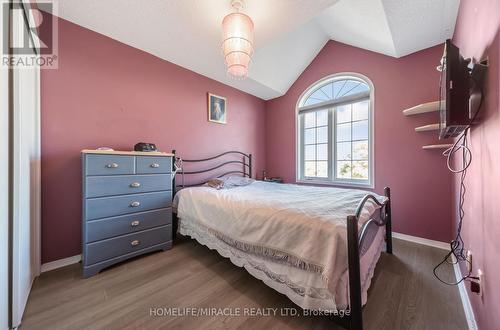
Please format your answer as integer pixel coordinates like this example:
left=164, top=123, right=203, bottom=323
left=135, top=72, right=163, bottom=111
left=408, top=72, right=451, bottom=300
left=208, top=93, right=227, bottom=124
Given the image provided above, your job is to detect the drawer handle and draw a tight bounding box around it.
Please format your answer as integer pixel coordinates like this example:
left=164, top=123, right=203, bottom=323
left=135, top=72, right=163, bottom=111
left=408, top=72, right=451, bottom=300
left=131, top=240, right=140, bottom=246
left=150, top=163, right=160, bottom=168
left=131, top=220, right=140, bottom=227
left=106, top=163, right=119, bottom=168
left=130, top=182, right=141, bottom=188
left=130, top=201, right=141, bottom=207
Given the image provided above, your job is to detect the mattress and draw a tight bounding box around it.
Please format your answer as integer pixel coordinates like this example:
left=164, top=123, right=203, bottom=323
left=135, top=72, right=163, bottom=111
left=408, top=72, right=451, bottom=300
left=175, top=181, right=386, bottom=311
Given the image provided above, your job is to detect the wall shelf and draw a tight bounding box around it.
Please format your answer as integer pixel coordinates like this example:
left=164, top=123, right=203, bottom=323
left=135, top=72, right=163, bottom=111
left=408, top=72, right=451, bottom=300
left=403, top=101, right=442, bottom=116
left=422, top=144, right=454, bottom=150
left=415, top=123, right=440, bottom=132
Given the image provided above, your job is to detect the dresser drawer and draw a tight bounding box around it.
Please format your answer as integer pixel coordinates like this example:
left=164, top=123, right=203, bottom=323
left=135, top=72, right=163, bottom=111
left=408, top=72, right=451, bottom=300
left=136, top=156, right=172, bottom=174
left=85, top=191, right=172, bottom=220
left=84, top=225, right=172, bottom=265
left=86, top=208, right=172, bottom=242
left=85, top=155, right=135, bottom=176
left=86, top=174, right=171, bottom=198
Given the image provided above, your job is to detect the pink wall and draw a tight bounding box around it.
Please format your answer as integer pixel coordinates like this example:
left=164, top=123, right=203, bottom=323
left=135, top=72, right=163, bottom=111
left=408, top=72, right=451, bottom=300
left=40, top=16, right=266, bottom=263
left=265, top=41, right=453, bottom=242
left=452, top=1, right=500, bottom=329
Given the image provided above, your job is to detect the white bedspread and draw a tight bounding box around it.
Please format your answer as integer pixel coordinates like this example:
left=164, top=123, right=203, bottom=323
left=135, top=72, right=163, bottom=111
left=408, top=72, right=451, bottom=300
left=175, top=181, right=386, bottom=294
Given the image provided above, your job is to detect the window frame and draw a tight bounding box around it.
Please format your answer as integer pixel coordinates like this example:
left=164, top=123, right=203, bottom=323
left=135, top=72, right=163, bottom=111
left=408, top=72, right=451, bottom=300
left=295, top=73, right=375, bottom=188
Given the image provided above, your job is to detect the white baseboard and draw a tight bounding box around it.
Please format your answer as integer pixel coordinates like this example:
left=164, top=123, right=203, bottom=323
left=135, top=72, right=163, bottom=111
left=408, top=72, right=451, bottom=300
left=392, top=232, right=449, bottom=250
left=452, top=256, right=478, bottom=330
left=40, top=254, right=81, bottom=273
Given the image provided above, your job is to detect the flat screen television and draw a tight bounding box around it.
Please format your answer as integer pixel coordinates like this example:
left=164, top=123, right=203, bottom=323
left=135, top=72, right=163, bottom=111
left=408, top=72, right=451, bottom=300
left=439, top=39, right=471, bottom=139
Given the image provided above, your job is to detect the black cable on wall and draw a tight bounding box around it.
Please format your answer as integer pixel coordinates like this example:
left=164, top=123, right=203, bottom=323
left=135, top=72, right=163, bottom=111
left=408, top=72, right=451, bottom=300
left=433, top=70, right=483, bottom=285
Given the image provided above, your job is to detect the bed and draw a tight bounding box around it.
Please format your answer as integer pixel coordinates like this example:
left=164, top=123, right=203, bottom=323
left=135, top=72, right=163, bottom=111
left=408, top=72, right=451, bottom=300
left=171, top=150, right=392, bottom=330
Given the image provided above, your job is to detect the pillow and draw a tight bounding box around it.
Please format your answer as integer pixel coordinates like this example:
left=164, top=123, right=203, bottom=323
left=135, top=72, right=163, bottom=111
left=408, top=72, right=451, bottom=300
left=205, top=178, right=226, bottom=189
left=204, top=176, right=254, bottom=190
left=223, top=176, right=255, bottom=188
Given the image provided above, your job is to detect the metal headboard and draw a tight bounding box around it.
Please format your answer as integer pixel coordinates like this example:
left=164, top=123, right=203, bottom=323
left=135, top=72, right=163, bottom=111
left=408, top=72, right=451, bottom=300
left=173, top=150, right=252, bottom=189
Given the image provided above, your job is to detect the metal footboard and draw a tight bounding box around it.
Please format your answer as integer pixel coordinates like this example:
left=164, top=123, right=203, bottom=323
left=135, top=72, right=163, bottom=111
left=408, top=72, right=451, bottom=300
left=335, top=187, right=392, bottom=330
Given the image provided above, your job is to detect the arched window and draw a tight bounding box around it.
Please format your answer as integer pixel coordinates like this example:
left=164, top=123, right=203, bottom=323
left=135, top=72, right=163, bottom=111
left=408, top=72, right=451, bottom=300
left=296, top=74, right=374, bottom=187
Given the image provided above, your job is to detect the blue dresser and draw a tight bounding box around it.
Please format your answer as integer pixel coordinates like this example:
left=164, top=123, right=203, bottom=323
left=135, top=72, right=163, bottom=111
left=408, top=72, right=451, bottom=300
left=81, top=150, right=174, bottom=278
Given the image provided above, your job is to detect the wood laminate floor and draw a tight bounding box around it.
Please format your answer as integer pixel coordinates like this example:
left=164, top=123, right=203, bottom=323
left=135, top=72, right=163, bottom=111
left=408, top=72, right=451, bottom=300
left=21, top=238, right=467, bottom=330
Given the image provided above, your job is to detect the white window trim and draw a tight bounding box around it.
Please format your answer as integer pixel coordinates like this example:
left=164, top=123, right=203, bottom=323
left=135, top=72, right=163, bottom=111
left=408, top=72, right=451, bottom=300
left=295, top=72, right=375, bottom=189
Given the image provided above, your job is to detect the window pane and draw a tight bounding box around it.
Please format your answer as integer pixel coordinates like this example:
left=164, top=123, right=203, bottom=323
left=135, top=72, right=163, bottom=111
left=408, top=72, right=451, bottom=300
left=349, top=83, right=369, bottom=95
left=305, top=161, right=316, bottom=177
left=316, top=126, right=328, bottom=143
left=353, top=140, right=368, bottom=160
left=338, top=80, right=362, bottom=98
left=317, top=144, right=328, bottom=161
left=337, top=142, right=351, bottom=160
left=319, top=84, right=333, bottom=100
left=352, top=120, right=368, bottom=140
left=336, top=104, right=351, bottom=123
left=317, top=161, right=328, bottom=178
left=309, top=89, right=330, bottom=102
left=305, top=145, right=316, bottom=161
left=304, top=128, right=316, bottom=144
left=333, top=80, right=346, bottom=98
left=352, top=101, right=369, bottom=121
left=337, top=161, right=352, bottom=179
left=317, top=110, right=328, bottom=126
left=304, top=112, right=316, bottom=128
left=337, top=123, right=351, bottom=142
left=352, top=161, right=369, bottom=180
left=304, top=98, right=320, bottom=107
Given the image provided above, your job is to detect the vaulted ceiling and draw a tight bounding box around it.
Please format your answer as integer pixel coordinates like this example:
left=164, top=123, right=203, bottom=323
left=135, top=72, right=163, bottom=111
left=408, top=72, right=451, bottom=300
left=42, top=0, right=460, bottom=100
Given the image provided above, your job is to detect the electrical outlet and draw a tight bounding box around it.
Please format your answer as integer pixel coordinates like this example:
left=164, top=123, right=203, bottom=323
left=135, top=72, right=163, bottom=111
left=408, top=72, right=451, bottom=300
left=466, top=250, right=473, bottom=273
left=478, top=269, right=484, bottom=297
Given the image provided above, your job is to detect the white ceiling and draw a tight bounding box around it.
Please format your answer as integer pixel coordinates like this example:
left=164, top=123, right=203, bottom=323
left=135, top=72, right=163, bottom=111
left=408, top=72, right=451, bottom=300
left=41, top=0, right=459, bottom=100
